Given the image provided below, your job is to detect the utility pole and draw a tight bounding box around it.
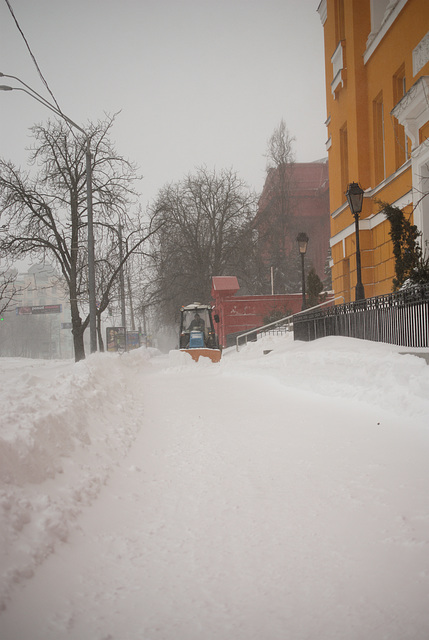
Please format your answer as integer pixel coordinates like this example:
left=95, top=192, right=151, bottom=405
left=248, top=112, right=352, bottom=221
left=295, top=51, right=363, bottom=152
left=127, top=274, right=136, bottom=330
left=118, top=223, right=126, bottom=328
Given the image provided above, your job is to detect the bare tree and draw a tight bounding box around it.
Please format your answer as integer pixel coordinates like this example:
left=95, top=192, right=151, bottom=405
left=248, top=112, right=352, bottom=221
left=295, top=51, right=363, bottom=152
left=91, top=214, right=164, bottom=350
left=0, top=115, right=142, bottom=361
left=147, top=166, right=259, bottom=326
left=0, top=267, right=20, bottom=316
left=265, top=118, right=296, bottom=170
left=257, top=119, right=299, bottom=292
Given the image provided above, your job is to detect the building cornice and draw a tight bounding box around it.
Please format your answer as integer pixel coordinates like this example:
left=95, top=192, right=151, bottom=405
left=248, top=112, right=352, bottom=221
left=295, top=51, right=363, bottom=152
left=317, top=0, right=327, bottom=26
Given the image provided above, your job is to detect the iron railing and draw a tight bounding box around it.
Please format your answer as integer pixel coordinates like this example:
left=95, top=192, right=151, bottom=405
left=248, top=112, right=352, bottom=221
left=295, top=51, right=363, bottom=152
left=293, top=284, right=429, bottom=347
left=235, top=297, right=343, bottom=351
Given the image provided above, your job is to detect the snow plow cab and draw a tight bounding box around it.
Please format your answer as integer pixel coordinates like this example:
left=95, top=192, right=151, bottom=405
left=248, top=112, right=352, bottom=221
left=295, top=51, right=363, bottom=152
left=179, top=303, right=221, bottom=363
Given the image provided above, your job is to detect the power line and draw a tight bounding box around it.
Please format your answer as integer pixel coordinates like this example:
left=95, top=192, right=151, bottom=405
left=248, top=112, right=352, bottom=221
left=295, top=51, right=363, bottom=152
left=4, top=0, right=63, bottom=115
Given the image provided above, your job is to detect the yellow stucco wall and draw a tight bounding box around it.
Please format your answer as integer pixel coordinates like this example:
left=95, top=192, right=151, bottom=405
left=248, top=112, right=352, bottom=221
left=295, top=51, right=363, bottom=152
left=321, top=0, right=429, bottom=301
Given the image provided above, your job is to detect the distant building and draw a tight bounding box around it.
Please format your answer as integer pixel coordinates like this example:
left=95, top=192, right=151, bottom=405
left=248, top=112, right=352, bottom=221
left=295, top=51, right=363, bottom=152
left=318, top=0, right=429, bottom=300
left=255, top=160, right=330, bottom=291
left=1, top=264, right=73, bottom=359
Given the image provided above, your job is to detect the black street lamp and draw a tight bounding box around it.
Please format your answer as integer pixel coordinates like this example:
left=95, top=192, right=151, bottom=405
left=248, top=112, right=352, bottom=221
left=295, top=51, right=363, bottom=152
left=346, top=182, right=365, bottom=301
left=297, top=232, right=309, bottom=310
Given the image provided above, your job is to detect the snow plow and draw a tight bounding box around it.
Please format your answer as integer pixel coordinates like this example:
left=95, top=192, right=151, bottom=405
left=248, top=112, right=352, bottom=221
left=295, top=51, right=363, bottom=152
left=179, top=303, right=221, bottom=362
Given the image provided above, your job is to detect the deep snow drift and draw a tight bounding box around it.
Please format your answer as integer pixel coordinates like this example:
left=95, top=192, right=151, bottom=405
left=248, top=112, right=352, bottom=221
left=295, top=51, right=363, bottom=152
left=0, top=335, right=428, bottom=639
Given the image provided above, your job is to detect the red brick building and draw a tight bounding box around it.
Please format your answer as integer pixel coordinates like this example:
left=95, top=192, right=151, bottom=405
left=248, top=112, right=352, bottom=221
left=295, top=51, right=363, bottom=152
left=255, top=160, right=330, bottom=288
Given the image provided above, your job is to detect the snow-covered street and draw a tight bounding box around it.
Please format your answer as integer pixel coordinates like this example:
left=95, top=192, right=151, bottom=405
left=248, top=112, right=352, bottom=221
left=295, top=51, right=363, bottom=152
left=1, top=335, right=428, bottom=639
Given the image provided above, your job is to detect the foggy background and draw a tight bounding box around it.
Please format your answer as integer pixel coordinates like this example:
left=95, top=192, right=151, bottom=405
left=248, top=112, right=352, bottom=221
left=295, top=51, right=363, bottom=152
left=1, top=0, right=327, bottom=207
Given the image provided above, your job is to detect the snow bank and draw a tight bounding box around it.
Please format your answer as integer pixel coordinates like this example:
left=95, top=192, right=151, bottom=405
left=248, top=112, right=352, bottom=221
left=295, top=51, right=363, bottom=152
left=231, top=335, right=429, bottom=420
left=0, top=348, right=157, bottom=611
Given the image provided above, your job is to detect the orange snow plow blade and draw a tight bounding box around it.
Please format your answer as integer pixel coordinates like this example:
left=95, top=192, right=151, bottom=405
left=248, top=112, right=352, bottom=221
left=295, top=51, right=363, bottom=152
left=181, top=348, right=222, bottom=363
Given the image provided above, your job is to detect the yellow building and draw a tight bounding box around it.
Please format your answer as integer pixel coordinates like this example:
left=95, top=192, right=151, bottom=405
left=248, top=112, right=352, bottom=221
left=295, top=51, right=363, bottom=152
left=318, top=0, right=429, bottom=301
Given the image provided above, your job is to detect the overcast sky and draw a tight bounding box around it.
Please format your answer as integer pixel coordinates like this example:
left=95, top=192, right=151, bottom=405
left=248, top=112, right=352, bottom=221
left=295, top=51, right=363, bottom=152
left=1, top=0, right=327, bottom=207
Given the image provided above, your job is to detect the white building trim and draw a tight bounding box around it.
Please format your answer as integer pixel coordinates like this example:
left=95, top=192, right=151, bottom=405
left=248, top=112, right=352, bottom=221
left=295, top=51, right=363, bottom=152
left=331, top=41, right=345, bottom=98
left=411, top=141, right=429, bottom=255
left=364, top=0, right=408, bottom=64
left=331, top=160, right=411, bottom=221
left=391, top=76, right=429, bottom=252
left=317, top=0, right=327, bottom=26
left=413, top=31, right=429, bottom=76
left=391, top=76, right=429, bottom=149
left=330, top=190, right=413, bottom=248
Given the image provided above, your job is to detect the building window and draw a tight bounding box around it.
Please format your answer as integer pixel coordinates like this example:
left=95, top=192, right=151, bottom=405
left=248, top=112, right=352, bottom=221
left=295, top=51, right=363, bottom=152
left=340, top=123, right=349, bottom=201
left=393, top=65, right=409, bottom=168
left=373, top=92, right=385, bottom=184
left=369, top=0, right=389, bottom=36
left=331, top=0, right=346, bottom=99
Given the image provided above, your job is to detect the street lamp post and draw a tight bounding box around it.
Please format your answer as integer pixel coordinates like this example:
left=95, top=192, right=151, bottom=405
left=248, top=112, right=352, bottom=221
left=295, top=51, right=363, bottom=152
left=0, top=72, right=97, bottom=352
left=297, top=232, right=309, bottom=310
left=346, top=182, right=365, bottom=301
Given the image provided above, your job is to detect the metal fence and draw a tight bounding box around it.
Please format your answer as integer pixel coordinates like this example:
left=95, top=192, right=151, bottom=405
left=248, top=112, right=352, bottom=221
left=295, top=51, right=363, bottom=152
left=235, top=297, right=343, bottom=351
left=293, top=284, right=429, bottom=347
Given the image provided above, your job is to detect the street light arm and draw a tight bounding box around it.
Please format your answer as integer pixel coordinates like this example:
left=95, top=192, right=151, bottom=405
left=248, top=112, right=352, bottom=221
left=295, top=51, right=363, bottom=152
left=2, top=85, right=78, bottom=131
left=0, top=73, right=88, bottom=139
left=1, top=71, right=60, bottom=111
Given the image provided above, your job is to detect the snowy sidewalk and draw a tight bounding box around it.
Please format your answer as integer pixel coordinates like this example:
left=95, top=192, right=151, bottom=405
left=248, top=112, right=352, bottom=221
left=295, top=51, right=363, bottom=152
left=1, top=337, right=429, bottom=639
